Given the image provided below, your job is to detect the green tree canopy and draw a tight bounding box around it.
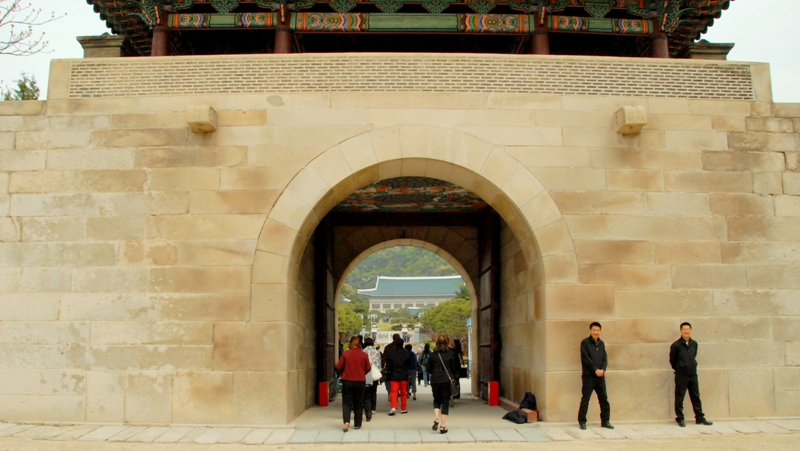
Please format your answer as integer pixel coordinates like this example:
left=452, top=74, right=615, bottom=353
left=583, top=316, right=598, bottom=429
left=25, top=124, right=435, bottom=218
left=345, top=246, right=458, bottom=290
left=2, top=72, right=39, bottom=100
left=420, top=285, right=471, bottom=350
left=337, top=303, right=363, bottom=337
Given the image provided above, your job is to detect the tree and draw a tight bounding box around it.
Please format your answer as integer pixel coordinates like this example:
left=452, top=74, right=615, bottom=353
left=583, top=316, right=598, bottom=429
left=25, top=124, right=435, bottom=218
left=2, top=72, right=38, bottom=100
left=0, top=1, right=63, bottom=56
left=337, top=303, right=363, bottom=338
left=419, top=285, right=471, bottom=353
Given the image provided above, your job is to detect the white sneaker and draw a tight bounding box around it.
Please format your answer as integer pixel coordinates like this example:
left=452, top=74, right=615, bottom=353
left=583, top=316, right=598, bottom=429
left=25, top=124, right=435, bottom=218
left=389, top=408, right=397, bottom=416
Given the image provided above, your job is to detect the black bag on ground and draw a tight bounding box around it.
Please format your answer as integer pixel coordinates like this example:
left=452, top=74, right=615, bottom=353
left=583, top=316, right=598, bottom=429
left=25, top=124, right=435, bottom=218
left=502, top=410, right=528, bottom=424
left=519, top=392, right=537, bottom=411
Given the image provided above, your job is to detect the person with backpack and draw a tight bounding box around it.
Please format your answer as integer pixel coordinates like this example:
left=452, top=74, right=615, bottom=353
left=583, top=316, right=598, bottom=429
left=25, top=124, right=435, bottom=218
left=425, top=335, right=460, bottom=434
left=419, top=343, right=432, bottom=387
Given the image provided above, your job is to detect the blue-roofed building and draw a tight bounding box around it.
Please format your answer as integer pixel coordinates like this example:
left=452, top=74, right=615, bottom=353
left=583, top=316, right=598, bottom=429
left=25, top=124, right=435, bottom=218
left=357, top=275, right=464, bottom=313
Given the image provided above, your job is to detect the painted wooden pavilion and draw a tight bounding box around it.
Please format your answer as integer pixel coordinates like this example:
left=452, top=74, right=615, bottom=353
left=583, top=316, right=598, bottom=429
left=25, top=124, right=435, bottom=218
left=86, top=0, right=732, bottom=58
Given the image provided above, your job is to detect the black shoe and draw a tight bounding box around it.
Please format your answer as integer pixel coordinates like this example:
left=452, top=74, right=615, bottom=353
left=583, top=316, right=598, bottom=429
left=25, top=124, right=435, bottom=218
left=677, top=420, right=686, bottom=427
left=697, top=419, right=713, bottom=426
left=579, top=423, right=586, bottom=430
left=366, top=415, right=372, bottom=422
left=601, top=422, right=614, bottom=429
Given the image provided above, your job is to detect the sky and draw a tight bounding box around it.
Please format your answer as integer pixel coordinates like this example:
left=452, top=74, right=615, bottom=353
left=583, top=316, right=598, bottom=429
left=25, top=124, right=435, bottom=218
left=0, top=0, right=798, bottom=102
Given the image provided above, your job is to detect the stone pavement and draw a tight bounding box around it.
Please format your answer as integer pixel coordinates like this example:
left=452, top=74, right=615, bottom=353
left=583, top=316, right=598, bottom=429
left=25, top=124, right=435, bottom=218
left=1, top=384, right=798, bottom=445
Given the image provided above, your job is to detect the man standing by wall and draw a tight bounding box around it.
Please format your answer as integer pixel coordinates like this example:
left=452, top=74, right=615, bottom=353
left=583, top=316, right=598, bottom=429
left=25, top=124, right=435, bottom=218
left=670, top=322, right=713, bottom=427
left=578, top=322, right=613, bottom=430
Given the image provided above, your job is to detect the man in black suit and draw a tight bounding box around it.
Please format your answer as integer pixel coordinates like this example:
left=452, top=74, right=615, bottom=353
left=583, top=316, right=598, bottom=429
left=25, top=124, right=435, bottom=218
left=578, top=322, right=613, bottom=430
left=669, top=322, right=713, bottom=427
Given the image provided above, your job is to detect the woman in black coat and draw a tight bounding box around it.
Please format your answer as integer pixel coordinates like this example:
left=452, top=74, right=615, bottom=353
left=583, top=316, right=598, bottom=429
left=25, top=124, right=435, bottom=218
left=425, top=334, right=460, bottom=434
left=384, top=335, right=411, bottom=415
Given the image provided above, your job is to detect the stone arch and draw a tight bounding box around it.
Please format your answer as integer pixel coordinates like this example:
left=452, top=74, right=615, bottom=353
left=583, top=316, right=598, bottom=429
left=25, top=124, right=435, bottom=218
left=253, top=125, right=577, bottom=289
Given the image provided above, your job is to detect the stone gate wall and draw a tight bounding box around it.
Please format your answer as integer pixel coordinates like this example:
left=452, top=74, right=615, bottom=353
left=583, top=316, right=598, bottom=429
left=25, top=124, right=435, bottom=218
left=0, top=54, right=798, bottom=424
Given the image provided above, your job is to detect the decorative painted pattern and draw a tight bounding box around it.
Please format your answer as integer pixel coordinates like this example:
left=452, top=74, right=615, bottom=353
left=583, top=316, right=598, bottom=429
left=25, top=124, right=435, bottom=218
left=295, top=13, right=369, bottom=31
left=612, top=19, right=651, bottom=35
left=333, top=177, right=488, bottom=213
left=458, top=14, right=531, bottom=33
left=236, top=13, right=276, bottom=28
left=171, top=14, right=210, bottom=29
left=547, top=15, right=588, bottom=32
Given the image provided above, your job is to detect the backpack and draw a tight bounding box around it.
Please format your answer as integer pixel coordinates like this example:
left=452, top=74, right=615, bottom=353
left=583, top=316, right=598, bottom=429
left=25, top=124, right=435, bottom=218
left=502, top=410, right=528, bottom=424
left=420, top=352, right=430, bottom=367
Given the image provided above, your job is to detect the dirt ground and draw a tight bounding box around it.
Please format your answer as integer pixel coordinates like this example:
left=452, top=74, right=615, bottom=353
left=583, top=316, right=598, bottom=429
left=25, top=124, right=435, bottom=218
left=1, top=433, right=797, bottom=451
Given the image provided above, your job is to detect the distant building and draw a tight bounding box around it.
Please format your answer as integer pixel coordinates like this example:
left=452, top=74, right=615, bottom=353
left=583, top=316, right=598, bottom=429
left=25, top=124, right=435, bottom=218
left=358, top=275, right=464, bottom=313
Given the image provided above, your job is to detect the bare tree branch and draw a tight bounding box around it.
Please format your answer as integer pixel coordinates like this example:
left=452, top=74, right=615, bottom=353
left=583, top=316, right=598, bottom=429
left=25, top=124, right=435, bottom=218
left=0, top=0, right=65, bottom=56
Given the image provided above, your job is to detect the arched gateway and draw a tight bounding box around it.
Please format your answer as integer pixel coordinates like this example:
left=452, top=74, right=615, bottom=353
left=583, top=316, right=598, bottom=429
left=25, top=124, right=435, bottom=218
left=251, top=126, right=579, bottom=422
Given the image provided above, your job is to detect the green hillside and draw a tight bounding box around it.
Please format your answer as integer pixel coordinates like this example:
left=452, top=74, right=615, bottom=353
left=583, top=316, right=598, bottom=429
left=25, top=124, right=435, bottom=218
left=345, top=246, right=458, bottom=290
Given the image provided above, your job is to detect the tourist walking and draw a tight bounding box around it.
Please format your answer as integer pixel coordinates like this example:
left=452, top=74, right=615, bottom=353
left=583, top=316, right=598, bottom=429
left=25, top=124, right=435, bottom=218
left=449, top=339, right=464, bottom=399
left=578, top=322, right=613, bottom=430
left=420, top=343, right=432, bottom=386
left=670, top=322, right=713, bottom=427
left=382, top=333, right=401, bottom=401
left=405, top=344, right=418, bottom=401
left=335, top=336, right=371, bottom=431
left=363, top=337, right=381, bottom=422
left=426, top=335, right=460, bottom=434
left=385, top=335, right=411, bottom=415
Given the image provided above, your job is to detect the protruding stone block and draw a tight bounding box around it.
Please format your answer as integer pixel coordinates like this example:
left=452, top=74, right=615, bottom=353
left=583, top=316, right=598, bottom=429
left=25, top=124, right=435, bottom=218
left=77, top=34, right=125, bottom=58
left=615, top=106, right=648, bottom=135
left=186, top=105, right=217, bottom=133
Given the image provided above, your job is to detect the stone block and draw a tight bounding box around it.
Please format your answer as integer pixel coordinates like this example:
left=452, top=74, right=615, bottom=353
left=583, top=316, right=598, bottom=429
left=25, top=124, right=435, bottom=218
left=614, top=290, right=714, bottom=318
left=787, top=152, right=799, bottom=171
left=710, top=194, right=774, bottom=216
left=86, top=216, right=146, bottom=240
left=654, top=242, right=721, bottom=264
left=96, top=193, right=189, bottom=216
left=746, top=265, right=800, bottom=289
left=11, top=193, right=100, bottom=216
left=10, top=170, right=146, bottom=194
left=0, top=267, right=19, bottom=292
left=173, top=372, right=232, bottom=424
left=543, top=321, right=592, bottom=371
left=606, top=169, right=664, bottom=191
left=176, top=240, right=256, bottom=266
left=591, top=148, right=703, bottom=170
left=533, top=220, right=574, bottom=256
left=614, top=106, right=647, bottom=135
left=574, top=240, right=653, bottom=264
left=691, top=316, right=772, bottom=342
left=0, top=242, right=117, bottom=266
left=0, top=343, right=69, bottom=368
left=774, top=367, right=800, bottom=391
left=0, top=321, right=89, bottom=344
left=579, top=265, right=671, bottom=290
left=110, top=112, right=188, bottom=130
left=0, top=100, right=45, bottom=116
left=79, top=345, right=212, bottom=372
left=505, top=146, right=590, bottom=169
left=784, top=172, right=800, bottom=195
left=746, top=117, right=795, bottom=133
left=0, top=150, right=46, bottom=171
left=220, top=166, right=298, bottom=190
left=551, top=191, right=642, bottom=215
left=713, top=290, right=800, bottom=318
left=542, top=252, right=579, bottom=283
left=601, top=318, right=679, bottom=345
left=90, top=129, right=189, bottom=148
left=606, top=343, right=669, bottom=370
left=702, top=151, right=785, bottom=172
left=0, top=395, right=84, bottom=422
left=529, top=168, right=606, bottom=191
left=187, top=105, right=217, bottom=133
left=20, top=267, right=72, bottom=292
left=0, top=216, right=19, bottom=241
left=543, top=284, right=614, bottom=320
left=189, top=190, right=279, bottom=214
left=217, top=109, right=267, bottom=127
left=774, top=103, right=800, bottom=118
left=72, top=267, right=148, bottom=293
left=533, top=110, right=607, bottom=128
left=728, top=368, right=775, bottom=417
left=125, top=372, right=173, bottom=424
left=565, top=215, right=726, bottom=241
left=775, top=196, right=800, bottom=216
left=147, top=168, right=220, bottom=191
left=775, top=390, right=800, bottom=416
left=0, top=294, right=60, bottom=321
left=213, top=322, right=288, bottom=372
left=47, top=98, right=139, bottom=116
left=646, top=114, right=712, bottom=131
left=565, top=127, right=664, bottom=149
left=666, top=130, right=728, bottom=151
left=15, top=130, right=90, bottom=150
left=120, top=241, right=178, bottom=266
left=0, top=369, right=84, bottom=395
left=727, top=217, right=800, bottom=241
left=688, top=100, right=751, bottom=117
left=91, top=322, right=212, bottom=345
left=728, top=132, right=798, bottom=152
left=788, top=342, right=800, bottom=366
left=251, top=284, right=291, bottom=323
left=647, top=98, right=689, bottom=115
left=644, top=193, right=711, bottom=216
left=232, top=372, right=289, bottom=424
left=150, top=267, right=251, bottom=293
left=60, top=293, right=249, bottom=322
left=46, top=148, right=134, bottom=171
left=85, top=371, right=124, bottom=422
left=752, top=172, right=783, bottom=195
left=135, top=146, right=247, bottom=168
left=711, top=116, right=746, bottom=132
left=700, top=342, right=784, bottom=368
left=696, top=368, right=729, bottom=419
left=146, top=215, right=265, bottom=240
left=672, top=265, right=746, bottom=289
left=665, top=171, right=752, bottom=193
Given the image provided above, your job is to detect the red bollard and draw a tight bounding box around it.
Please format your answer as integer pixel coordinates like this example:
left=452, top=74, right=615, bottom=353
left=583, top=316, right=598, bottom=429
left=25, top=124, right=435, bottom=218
left=488, top=381, right=499, bottom=406
left=319, top=382, right=329, bottom=407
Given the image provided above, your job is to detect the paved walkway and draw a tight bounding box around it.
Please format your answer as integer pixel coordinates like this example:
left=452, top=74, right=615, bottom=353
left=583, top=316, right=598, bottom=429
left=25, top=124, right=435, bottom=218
left=1, top=382, right=798, bottom=445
